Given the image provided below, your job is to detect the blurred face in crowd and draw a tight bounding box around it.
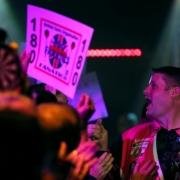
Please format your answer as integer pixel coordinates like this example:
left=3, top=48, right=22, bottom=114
left=143, top=73, right=173, bottom=122
left=87, top=119, right=108, bottom=150
left=87, top=122, right=99, bottom=142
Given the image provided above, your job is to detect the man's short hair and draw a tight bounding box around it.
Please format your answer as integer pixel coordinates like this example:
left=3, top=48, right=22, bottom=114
left=37, top=103, right=81, bottom=153
left=152, top=66, right=180, bottom=87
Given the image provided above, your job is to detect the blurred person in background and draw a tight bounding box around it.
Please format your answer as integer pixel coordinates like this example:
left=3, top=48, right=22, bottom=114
left=87, top=119, right=121, bottom=180
left=37, top=102, right=98, bottom=180
left=0, top=109, right=45, bottom=180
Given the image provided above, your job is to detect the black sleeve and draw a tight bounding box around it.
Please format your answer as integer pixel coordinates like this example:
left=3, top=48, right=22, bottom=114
left=109, top=134, right=122, bottom=166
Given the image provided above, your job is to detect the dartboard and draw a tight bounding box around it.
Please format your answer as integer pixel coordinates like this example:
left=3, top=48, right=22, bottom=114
left=0, top=45, right=22, bottom=90
left=49, top=34, right=68, bottom=69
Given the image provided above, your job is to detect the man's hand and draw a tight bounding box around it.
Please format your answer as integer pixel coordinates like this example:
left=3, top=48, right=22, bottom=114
left=87, top=119, right=108, bottom=150
left=132, top=159, right=159, bottom=180
left=76, top=94, right=95, bottom=125
left=89, top=151, right=114, bottom=180
left=58, top=140, right=98, bottom=180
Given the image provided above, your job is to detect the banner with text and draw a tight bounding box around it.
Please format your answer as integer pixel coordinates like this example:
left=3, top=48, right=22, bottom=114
left=26, top=5, right=94, bottom=98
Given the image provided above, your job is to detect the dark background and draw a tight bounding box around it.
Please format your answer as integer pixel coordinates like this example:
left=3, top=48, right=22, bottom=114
left=1, top=0, right=175, bottom=142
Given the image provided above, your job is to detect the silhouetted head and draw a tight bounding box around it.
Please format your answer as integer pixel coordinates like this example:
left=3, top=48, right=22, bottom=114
left=37, top=103, right=81, bottom=153
left=0, top=109, right=44, bottom=179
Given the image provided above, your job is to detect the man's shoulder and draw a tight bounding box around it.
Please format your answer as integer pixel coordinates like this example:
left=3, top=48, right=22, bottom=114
left=122, top=121, right=156, bottom=139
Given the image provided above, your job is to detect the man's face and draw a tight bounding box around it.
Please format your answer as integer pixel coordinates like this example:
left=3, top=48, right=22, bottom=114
left=143, top=73, right=173, bottom=120
left=87, top=123, right=100, bottom=143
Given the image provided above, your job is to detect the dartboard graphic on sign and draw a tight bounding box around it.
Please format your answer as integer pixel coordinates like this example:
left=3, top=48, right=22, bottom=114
left=48, top=34, right=69, bottom=69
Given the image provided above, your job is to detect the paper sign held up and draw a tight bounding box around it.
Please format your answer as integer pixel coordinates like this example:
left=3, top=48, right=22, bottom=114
left=68, top=72, right=108, bottom=122
left=26, top=5, right=94, bottom=98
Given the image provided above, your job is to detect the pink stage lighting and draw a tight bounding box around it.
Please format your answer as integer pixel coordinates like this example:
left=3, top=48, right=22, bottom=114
left=87, top=48, right=142, bottom=58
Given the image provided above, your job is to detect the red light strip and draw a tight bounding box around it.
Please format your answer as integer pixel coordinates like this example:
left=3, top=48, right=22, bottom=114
left=87, top=48, right=142, bottom=58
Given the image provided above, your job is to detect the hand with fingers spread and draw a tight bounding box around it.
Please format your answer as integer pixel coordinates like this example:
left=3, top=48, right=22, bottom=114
left=89, top=151, right=114, bottom=180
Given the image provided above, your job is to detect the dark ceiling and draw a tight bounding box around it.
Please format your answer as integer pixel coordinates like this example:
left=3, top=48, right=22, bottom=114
left=6, top=0, right=174, bottom=141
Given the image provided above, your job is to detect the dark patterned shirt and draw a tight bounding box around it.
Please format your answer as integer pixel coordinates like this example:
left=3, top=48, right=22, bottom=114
left=157, top=128, right=180, bottom=180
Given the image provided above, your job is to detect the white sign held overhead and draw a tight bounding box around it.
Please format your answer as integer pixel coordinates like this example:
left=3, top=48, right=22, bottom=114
left=26, top=4, right=94, bottom=98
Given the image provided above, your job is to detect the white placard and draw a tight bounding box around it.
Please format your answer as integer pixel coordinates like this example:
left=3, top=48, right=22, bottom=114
left=26, top=5, right=94, bottom=98
left=69, top=72, right=108, bottom=121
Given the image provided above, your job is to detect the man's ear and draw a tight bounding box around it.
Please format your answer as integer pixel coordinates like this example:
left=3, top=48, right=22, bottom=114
left=169, top=87, right=180, bottom=97
left=58, top=141, right=68, bottom=159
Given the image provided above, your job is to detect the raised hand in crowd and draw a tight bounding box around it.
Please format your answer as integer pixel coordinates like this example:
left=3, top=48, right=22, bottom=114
left=58, top=140, right=98, bottom=180
left=87, top=120, right=120, bottom=180
left=87, top=119, right=108, bottom=150
left=76, top=94, right=95, bottom=124
left=89, top=151, right=114, bottom=180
